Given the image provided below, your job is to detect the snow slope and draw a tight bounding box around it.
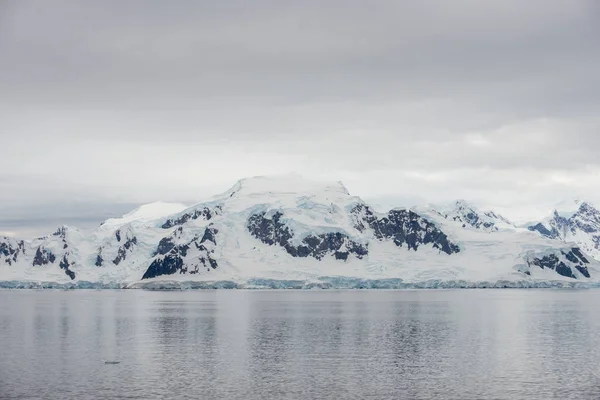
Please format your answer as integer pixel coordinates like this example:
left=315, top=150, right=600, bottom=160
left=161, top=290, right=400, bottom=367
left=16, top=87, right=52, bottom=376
left=99, top=202, right=188, bottom=230
left=0, top=175, right=598, bottom=288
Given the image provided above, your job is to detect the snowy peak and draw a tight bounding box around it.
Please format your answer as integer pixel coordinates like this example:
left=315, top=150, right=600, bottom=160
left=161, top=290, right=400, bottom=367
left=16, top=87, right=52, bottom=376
left=529, top=201, right=600, bottom=238
left=432, top=200, right=515, bottom=232
left=1, top=176, right=599, bottom=286
left=219, top=174, right=351, bottom=199
left=571, top=202, right=600, bottom=233
left=528, top=201, right=600, bottom=260
left=99, top=202, right=188, bottom=230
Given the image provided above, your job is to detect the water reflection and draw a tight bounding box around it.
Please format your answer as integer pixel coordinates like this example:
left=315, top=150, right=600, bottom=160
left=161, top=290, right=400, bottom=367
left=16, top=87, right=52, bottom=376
left=1, top=290, right=600, bottom=399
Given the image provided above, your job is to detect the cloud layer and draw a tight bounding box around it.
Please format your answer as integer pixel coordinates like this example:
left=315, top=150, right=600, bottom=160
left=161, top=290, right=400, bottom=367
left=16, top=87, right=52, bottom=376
left=1, top=0, right=599, bottom=235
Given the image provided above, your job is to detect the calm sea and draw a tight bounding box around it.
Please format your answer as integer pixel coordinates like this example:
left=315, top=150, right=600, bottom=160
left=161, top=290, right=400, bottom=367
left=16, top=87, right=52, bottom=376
left=1, top=289, right=600, bottom=399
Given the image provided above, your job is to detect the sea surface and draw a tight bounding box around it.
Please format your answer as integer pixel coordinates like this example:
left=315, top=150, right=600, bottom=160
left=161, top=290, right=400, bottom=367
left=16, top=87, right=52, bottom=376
left=1, top=289, right=600, bottom=400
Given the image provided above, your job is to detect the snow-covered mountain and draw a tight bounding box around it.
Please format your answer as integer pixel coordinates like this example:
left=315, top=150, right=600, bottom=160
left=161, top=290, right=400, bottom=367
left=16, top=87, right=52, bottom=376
left=429, top=200, right=516, bottom=232
left=1, top=176, right=598, bottom=288
left=528, top=200, right=600, bottom=261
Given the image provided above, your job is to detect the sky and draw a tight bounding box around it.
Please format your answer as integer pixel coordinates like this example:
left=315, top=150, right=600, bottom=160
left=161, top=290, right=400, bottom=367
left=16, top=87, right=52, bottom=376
left=1, top=0, right=600, bottom=237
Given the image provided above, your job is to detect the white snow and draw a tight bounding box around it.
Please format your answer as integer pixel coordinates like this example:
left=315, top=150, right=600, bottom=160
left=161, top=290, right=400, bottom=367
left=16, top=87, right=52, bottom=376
left=1, top=175, right=599, bottom=288
left=99, top=202, right=188, bottom=230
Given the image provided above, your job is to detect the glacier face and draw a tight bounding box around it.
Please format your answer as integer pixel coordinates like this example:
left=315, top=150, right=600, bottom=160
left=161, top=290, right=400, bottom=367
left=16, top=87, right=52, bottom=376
left=0, top=175, right=599, bottom=287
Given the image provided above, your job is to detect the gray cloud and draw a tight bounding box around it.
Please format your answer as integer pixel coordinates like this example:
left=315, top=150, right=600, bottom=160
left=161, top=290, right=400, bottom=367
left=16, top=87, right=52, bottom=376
left=1, top=0, right=599, bottom=236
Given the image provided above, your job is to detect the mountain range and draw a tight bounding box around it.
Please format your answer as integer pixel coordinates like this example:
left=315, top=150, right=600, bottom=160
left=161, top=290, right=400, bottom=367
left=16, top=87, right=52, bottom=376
left=2, top=175, right=600, bottom=289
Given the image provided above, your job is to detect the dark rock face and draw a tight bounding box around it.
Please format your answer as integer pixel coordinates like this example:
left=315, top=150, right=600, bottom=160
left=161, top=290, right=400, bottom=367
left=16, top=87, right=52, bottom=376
left=95, top=252, right=104, bottom=267
left=572, top=203, right=600, bottom=234
left=350, top=204, right=379, bottom=233
left=59, top=255, right=76, bottom=280
left=351, top=205, right=460, bottom=255
left=247, top=212, right=369, bottom=260
left=528, top=223, right=560, bottom=239
left=435, top=202, right=512, bottom=232
left=95, top=229, right=138, bottom=266
left=33, top=247, right=56, bottom=266
left=53, top=226, right=68, bottom=239
left=289, top=232, right=368, bottom=261
left=528, top=204, right=600, bottom=260
left=32, top=244, right=76, bottom=279
left=247, top=206, right=459, bottom=261
left=0, top=239, right=25, bottom=265
left=528, top=206, right=597, bottom=239
left=449, top=206, right=495, bottom=231
left=156, top=237, right=175, bottom=256
left=571, top=248, right=590, bottom=264
left=371, top=209, right=460, bottom=254
left=112, top=236, right=138, bottom=265
left=528, top=248, right=590, bottom=279
left=247, top=212, right=292, bottom=247
left=161, top=206, right=221, bottom=229
left=142, top=225, right=219, bottom=279
left=575, top=265, right=591, bottom=278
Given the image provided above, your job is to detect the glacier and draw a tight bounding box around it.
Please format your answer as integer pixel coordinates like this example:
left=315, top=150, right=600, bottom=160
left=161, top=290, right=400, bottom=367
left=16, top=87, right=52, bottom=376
left=1, top=174, right=600, bottom=289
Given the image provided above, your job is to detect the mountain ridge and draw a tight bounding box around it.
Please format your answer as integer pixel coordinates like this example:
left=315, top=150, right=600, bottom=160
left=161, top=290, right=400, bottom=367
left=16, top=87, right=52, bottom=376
left=1, top=175, right=598, bottom=287
left=527, top=200, right=600, bottom=260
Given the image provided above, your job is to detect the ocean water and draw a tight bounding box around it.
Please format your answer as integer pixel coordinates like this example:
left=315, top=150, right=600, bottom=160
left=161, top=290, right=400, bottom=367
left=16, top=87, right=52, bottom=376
left=1, top=289, right=600, bottom=400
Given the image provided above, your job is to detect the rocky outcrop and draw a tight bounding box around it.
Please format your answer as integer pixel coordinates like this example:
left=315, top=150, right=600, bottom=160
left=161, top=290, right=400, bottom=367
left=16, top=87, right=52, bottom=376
left=32, top=243, right=76, bottom=280
left=528, top=203, right=600, bottom=260
left=528, top=211, right=569, bottom=239
left=59, top=254, right=76, bottom=280
left=161, top=206, right=222, bottom=229
left=572, top=202, right=600, bottom=234
left=528, top=222, right=561, bottom=240
left=94, top=251, right=104, bottom=267
left=142, top=225, right=219, bottom=279
left=351, top=204, right=460, bottom=255
left=0, top=238, right=25, bottom=265
left=94, top=228, right=139, bottom=267
left=247, top=207, right=458, bottom=261
left=433, top=201, right=514, bottom=232
left=247, top=211, right=369, bottom=261
left=526, top=248, right=590, bottom=279
left=112, top=236, right=138, bottom=265
left=32, top=247, right=56, bottom=266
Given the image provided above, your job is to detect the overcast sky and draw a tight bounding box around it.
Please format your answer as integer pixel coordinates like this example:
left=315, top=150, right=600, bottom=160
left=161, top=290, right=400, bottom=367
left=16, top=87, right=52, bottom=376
left=1, top=0, right=600, bottom=237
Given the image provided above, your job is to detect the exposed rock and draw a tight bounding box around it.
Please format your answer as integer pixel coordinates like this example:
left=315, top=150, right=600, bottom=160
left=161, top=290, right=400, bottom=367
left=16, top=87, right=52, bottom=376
left=351, top=205, right=460, bottom=255
left=155, top=227, right=184, bottom=256
left=142, top=225, right=219, bottom=279
left=528, top=203, right=600, bottom=260
left=528, top=248, right=590, bottom=279
left=32, top=247, right=56, bottom=266
left=95, top=251, right=104, bottom=267
left=247, top=211, right=369, bottom=260
left=161, top=206, right=222, bottom=229
left=448, top=203, right=496, bottom=231
left=571, top=248, right=590, bottom=264
left=572, top=202, right=600, bottom=234
left=0, top=238, right=25, bottom=265
left=59, top=254, right=76, bottom=280
left=528, top=223, right=560, bottom=239
left=433, top=201, right=514, bottom=232
left=112, top=236, right=138, bottom=265
left=52, top=226, right=68, bottom=239
left=156, top=237, right=176, bottom=256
